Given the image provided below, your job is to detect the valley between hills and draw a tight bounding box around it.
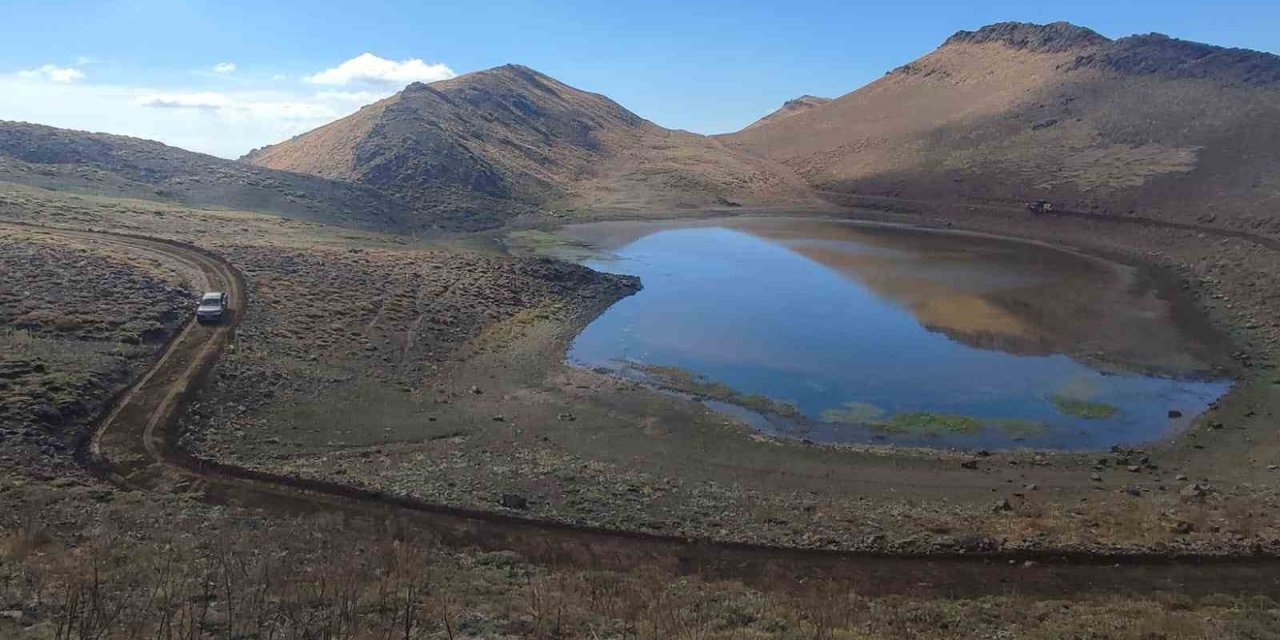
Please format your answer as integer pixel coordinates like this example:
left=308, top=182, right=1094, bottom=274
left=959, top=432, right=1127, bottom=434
left=5, top=20, right=1280, bottom=639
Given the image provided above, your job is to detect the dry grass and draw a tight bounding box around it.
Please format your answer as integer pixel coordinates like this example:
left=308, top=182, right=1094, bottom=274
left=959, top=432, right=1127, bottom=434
left=2, top=481, right=1278, bottom=639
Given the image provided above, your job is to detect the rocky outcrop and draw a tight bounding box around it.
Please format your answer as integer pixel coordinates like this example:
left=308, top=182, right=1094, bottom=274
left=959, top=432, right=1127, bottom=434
left=1068, top=33, right=1280, bottom=86
left=741, top=95, right=833, bottom=131
left=943, top=21, right=1110, bottom=53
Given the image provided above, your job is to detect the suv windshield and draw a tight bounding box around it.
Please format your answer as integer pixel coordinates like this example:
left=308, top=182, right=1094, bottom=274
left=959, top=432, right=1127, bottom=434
left=201, top=295, right=222, bottom=304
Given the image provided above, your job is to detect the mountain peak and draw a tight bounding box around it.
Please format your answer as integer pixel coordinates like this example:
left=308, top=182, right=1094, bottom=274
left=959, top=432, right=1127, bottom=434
left=739, top=95, right=832, bottom=132
left=944, top=21, right=1110, bottom=53
left=245, top=65, right=814, bottom=217
left=785, top=95, right=831, bottom=106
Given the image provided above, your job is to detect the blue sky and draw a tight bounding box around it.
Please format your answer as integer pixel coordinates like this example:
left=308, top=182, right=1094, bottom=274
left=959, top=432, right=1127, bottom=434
left=2, top=0, right=1277, bottom=158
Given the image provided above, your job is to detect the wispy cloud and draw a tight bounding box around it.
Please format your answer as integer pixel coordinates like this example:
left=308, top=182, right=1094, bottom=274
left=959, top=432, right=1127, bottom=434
left=213, top=62, right=237, bottom=74
left=1, top=53, right=451, bottom=158
left=138, top=92, right=233, bottom=109
left=17, top=64, right=85, bottom=84
left=305, top=53, right=455, bottom=86
left=137, top=91, right=337, bottom=121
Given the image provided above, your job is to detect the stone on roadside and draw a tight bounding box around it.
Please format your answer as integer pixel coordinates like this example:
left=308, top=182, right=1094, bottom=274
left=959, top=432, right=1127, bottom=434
left=500, top=493, right=528, bottom=510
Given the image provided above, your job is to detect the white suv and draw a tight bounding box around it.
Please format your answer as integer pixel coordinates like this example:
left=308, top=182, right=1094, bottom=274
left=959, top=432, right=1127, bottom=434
left=196, top=292, right=228, bottom=324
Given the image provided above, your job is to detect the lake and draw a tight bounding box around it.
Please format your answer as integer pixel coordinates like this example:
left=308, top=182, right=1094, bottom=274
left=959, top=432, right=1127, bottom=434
left=527, top=217, right=1233, bottom=451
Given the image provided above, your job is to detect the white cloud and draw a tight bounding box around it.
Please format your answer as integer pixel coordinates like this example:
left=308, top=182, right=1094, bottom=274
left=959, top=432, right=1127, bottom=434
left=18, top=64, right=85, bottom=84
left=0, top=56, right=445, bottom=158
left=137, top=90, right=370, bottom=121
left=305, top=53, right=455, bottom=86
left=213, top=62, right=237, bottom=74
left=0, top=79, right=355, bottom=157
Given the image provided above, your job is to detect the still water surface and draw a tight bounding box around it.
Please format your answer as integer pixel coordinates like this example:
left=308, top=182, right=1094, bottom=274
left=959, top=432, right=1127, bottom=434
left=551, top=217, right=1231, bottom=450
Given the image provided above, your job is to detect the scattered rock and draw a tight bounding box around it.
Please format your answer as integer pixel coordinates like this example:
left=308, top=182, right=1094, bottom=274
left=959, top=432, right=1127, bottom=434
left=1090, top=472, right=1103, bottom=482
left=1170, top=520, right=1195, bottom=534
left=1180, top=481, right=1215, bottom=501
left=499, top=493, right=528, bottom=510
left=993, top=498, right=1013, bottom=512
left=557, top=413, right=576, bottom=422
left=492, top=415, right=505, bottom=422
left=960, top=460, right=980, bottom=470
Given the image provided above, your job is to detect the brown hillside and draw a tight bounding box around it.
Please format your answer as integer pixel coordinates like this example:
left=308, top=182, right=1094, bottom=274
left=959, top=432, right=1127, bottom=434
left=0, top=120, right=522, bottom=232
left=245, top=64, right=818, bottom=212
left=741, top=95, right=833, bottom=132
left=726, top=22, right=1280, bottom=237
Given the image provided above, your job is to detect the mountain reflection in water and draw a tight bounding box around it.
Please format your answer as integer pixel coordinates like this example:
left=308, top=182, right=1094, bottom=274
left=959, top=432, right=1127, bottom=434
left=554, top=217, right=1232, bottom=451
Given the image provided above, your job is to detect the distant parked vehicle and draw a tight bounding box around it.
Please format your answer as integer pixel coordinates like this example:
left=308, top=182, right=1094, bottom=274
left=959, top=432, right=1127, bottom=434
left=196, top=292, right=228, bottom=324
left=1026, top=200, right=1055, bottom=214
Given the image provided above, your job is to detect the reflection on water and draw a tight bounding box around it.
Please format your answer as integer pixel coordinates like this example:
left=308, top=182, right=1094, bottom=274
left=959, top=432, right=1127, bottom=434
left=556, top=217, right=1232, bottom=450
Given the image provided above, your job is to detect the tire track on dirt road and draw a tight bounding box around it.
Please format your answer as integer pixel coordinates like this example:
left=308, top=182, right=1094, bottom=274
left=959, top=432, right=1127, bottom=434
left=10, top=221, right=1280, bottom=601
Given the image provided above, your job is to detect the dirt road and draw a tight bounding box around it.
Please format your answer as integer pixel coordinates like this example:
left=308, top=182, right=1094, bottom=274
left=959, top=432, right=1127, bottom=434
left=16, top=222, right=1277, bottom=601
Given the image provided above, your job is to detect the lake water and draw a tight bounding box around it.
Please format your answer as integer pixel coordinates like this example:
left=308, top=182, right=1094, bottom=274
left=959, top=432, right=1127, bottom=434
left=540, top=217, right=1232, bottom=451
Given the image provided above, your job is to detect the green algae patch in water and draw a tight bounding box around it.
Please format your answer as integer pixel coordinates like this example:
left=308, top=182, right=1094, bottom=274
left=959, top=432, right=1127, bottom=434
left=820, top=402, right=887, bottom=425
left=823, top=402, right=1049, bottom=439
left=874, top=412, right=985, bottom=436
left=1049, top=395, right=1121, bottom=420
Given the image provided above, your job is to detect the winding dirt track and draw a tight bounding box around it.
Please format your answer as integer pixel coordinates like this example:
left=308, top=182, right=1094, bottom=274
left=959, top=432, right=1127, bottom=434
left=14, top=221, right=1280, bottom=600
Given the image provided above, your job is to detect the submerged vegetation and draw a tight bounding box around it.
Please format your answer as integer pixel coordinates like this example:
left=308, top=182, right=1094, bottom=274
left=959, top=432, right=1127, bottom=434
left=1050, top=394, right=1121, bottom=419
left=635, top=364, right=805, bottom=420
left=994, top=419, right=1051, bottom=439
left=875, top=412, right=984, bottom=435
left=822, top=401, right=1049, bottom=439
left=820, top=401, right=887, bottom=424
left=634, top=369, right=1088, bottom=441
